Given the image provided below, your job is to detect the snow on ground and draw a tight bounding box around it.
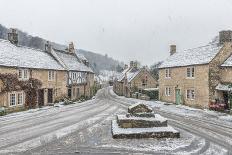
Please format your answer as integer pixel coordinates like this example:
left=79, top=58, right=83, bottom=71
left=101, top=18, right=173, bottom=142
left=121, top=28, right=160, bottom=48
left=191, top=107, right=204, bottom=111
left=29, top=110, right=225, bottom=155
left=109, top=87, right=232, bottom=126
left=98, top=70, right=120, bottom=82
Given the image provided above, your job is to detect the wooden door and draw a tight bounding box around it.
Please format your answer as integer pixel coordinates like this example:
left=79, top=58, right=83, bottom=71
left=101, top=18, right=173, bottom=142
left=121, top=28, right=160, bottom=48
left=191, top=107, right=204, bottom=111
left=47, top=89, right=53, bottom=103
left=38, top=89, right=44, bottom=107
left=175, top=89, right=181, bottom=105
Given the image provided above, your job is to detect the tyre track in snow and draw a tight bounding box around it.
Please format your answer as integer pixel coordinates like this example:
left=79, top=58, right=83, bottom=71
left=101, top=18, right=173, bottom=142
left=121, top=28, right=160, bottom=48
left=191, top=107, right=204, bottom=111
left=0, top=99, right=105, bottom=135
left=0, top=100, right=111, bottom=149
left=1, top=104, right=121, bottom=154
left=106, top=87, right=232, bottom=154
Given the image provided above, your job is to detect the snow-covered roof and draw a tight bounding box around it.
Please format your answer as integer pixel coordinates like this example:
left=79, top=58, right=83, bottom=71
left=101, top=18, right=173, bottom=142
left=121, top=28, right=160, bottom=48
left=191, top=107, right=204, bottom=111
left=117, top=67, right=140, bottom=82
left=76, top=52, right=88, bottom=61
left=221, top=55, right=232, bottom=67
left=53, top=49, right=93, bottom=73
left=159, top=44, right=222, bottom=68
left=0, top=39, right=64, bottom=70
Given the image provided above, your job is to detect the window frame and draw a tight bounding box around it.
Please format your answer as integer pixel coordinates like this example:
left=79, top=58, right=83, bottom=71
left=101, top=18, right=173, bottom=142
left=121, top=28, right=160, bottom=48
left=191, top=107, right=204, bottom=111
left=17, top=92, right=23, bottom=105
left=9, top=93, right=16, bottom=107
left=165, top=87, right=171, bottom=96
left=18, top=69, right=29, bottom=80
left=48, top=70, right=56, bottom=81
left=186, top=89, right=195, bottom=100
left=165, top=68, right=171, bottom=78
left=186, top=67, right=195, bottom=78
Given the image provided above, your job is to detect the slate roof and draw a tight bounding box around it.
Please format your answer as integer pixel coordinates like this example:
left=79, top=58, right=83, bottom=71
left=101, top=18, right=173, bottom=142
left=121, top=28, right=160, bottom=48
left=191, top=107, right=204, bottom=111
left=221, top=55, right=232, bottom=67
left=159, top=44, right=222, bottom=69
left=117, top=67, right=140, bottom=82
left=0, top=39, right=64, bottom=70
left=53, top=49, right=93, bottom=73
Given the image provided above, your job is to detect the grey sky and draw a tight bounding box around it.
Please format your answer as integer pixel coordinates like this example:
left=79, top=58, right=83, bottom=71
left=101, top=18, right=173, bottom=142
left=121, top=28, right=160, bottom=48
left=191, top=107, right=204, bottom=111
left=1, top=0, right=232, bottom=66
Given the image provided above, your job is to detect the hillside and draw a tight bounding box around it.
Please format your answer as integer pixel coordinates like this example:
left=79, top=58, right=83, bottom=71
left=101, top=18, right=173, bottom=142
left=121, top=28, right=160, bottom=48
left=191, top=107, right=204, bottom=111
left=0, top=24, right=123, bottom=74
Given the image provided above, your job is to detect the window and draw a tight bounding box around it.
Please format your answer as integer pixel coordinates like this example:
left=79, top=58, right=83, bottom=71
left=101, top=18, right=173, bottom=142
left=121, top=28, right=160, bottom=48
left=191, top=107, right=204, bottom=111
left=18, top=69, right=29, bottom=80
left=142, top=79, right=147, bottom=86
left=18, top=70, right=22, bottom=79
left=48, top=70, right=55, bottom=81
left=187, top=67, right=195, bottom=78
left=186, top=89, right=195, bottom=100
left=165, top=69, right=171, bottom=78
left=165, top=87, right=171, bottom=96
left=18, top=93, right=23, bottom=105
left=9, top=93, right=16, bottom=106
left=9, top=92, right=25, bottom=106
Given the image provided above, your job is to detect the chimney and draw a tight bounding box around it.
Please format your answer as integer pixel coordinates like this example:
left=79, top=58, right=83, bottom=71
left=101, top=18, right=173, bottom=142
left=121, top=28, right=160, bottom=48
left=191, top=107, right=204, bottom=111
left=170, top=45, right=176, bottom=56
left=133, top=61, right=138, bottom=69
left=68, top=42, right=75, bottom=53
left=124, top=64, right=128, bottom=70
left=45, top=41, right=52, bottom=53
left=219, top=30, right=232, bottom=45
left=130, top=61, right=134, bottom=68
left=8, top=28, right=18, bottom=45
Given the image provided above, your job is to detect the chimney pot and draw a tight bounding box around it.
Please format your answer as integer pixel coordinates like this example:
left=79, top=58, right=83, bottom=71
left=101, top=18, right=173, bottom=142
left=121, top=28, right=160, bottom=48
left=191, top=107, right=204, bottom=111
left=45, top=41, right=52, bottom=53
left=68, top=42, right=75, bottom=53
left=8, top=28, right=18, bottom=45
left=170, top=45, right=176, bottom=56
left=219, top=30, right=232, bottom=45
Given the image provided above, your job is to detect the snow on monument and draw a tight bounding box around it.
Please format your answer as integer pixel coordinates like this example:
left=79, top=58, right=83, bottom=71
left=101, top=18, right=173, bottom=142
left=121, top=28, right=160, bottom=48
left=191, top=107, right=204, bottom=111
left=112, top=102, right=180, bottom=138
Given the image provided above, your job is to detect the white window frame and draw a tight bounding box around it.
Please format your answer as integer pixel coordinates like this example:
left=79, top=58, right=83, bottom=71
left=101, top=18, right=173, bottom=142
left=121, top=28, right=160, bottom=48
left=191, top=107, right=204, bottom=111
left=165, top=87, right=171, bottom=96
left=186, top=89, right=195, bottom=100
left=17, top=92, right=23, bottom=105
left=18, top=69, right=29, bottom=80
left=9, top=93, right=16, bottom=106
left=186, top=67, right=195, bottom=78
left=48, top=70, right=56, bottom=81
left=165, top=69, right=171, bottom=78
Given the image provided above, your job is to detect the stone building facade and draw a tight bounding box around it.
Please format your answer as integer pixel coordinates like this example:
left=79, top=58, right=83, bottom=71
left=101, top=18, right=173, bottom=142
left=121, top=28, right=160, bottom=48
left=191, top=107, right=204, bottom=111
left=49, top=42, right=95, bottom=100
left=159, top=30, right=232, bottom=109
left=114, top=61, right=157, bottom=98
left=0, top=29, right=94, bottom=111
left=0, top=29, right=67, bottom=110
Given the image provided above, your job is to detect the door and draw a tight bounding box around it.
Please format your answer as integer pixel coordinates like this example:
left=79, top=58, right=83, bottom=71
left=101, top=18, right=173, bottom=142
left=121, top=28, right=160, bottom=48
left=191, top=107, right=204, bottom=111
left=38, top=89, right=44, bottom=107
left=175, top=89, right=181, bottom=105
left=47, top=89, right=53, bottom=103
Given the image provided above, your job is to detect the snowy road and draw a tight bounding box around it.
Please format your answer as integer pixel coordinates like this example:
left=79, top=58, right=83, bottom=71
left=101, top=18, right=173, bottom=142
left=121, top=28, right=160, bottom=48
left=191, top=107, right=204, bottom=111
left=0, top=87, right=231, bottom=155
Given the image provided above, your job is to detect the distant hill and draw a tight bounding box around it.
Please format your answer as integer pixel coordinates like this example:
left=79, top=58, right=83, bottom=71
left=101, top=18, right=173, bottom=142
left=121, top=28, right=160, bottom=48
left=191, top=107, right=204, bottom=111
left=0, top=24, right=123, bottom=74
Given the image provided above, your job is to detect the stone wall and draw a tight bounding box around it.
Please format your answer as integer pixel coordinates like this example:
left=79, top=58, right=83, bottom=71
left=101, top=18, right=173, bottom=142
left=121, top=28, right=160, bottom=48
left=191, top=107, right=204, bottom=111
left=0, top=66, right=68, bottom=107
left=209, top=42, right=232, bottom=102
left=219, top=67, right=232, bottom=83
left=159, top=65, right=210, bottom=108
left=130, top=69, right=157, bottom=91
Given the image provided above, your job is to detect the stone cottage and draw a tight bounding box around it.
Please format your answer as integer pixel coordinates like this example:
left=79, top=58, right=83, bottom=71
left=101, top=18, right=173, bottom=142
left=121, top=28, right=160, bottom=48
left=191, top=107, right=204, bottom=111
left=47, top=42, right=95, bottom=100
left=114, top=61, right=157, bottom=98
left=159, top=30, right=232, bottom=109
left=0, top=29, right=67, bottom=110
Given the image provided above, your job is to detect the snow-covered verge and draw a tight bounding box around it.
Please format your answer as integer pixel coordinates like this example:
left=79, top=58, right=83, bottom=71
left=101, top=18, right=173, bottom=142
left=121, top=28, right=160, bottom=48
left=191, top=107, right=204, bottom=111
left=28, top=109, right=226, bottom=155
left=109, top=87, right=232, bottom=126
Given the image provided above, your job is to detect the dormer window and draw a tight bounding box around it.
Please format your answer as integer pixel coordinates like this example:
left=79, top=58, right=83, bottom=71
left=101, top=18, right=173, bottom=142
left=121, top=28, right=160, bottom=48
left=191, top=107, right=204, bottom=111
left=165, top=69, right=171, bottom=78
left=18, top=69, right=29, bottom=80
left=187, top=67, right=195, bottom=78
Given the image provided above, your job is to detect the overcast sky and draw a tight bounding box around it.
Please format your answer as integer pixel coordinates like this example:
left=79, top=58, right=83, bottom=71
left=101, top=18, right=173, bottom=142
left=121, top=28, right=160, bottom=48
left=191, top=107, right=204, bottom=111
left=1, top=0, right=232, bottom=66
